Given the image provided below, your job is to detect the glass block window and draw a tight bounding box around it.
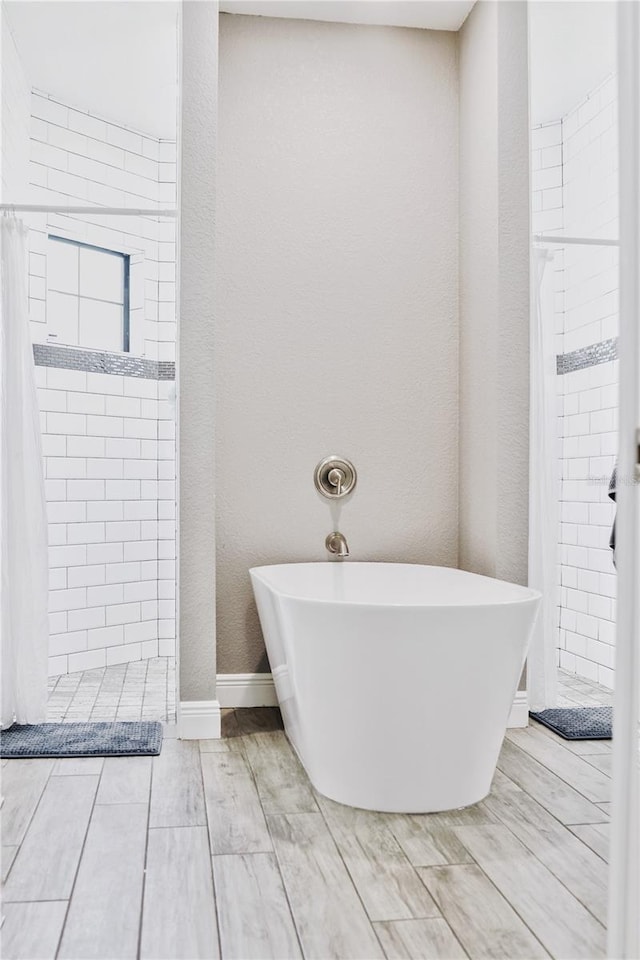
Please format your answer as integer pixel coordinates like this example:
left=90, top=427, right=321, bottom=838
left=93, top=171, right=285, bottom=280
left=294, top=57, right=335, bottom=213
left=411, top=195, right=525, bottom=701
left=46, top=236, right=130, bottom=352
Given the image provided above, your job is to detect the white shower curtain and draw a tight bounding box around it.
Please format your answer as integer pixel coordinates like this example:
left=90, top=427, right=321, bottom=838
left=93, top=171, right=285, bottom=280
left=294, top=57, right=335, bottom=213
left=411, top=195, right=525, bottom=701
left=1, top=215, right=49, bottom=728
left=528, top=248, right=559, bottom=712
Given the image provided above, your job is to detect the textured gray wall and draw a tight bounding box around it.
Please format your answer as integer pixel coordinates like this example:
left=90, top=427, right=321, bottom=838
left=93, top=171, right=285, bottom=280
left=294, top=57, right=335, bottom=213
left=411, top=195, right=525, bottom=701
left=178, top=1, right=218, bottom=702
left=215, top=14, right=460, bottom=674
left=458, top=0, right=530, bottom=586
left=458, top=1, right=530, bottom=689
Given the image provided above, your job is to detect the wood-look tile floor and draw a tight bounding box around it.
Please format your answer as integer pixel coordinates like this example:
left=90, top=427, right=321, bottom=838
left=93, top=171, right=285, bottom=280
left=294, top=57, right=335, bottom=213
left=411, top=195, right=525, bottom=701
left=1, top=687, right=612, bottom=960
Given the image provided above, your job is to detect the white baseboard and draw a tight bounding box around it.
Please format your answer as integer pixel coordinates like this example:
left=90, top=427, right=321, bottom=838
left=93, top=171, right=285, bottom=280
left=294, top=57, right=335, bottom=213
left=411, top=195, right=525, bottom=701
left=216, top=673, right=278, bottom=708
left=216, top=673, right=529, bottom=727
left=507, top=690, right=529, bottom=728
left=179, top=699, right=221, bottom=739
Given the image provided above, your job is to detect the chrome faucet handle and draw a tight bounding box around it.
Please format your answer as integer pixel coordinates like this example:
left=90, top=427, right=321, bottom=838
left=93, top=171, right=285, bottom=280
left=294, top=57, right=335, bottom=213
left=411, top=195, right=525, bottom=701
left=328, top=468, right=344, bottom=497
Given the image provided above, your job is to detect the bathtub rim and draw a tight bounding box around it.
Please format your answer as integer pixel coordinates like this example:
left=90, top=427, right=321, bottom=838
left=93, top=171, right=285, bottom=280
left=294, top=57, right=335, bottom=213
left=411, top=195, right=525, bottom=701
left=249, top=561, right=542, bottom=610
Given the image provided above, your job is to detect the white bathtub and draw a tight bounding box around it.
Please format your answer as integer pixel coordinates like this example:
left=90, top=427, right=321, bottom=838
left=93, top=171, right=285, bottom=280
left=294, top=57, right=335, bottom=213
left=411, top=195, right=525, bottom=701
left=250, top=563, right=540, bottom=813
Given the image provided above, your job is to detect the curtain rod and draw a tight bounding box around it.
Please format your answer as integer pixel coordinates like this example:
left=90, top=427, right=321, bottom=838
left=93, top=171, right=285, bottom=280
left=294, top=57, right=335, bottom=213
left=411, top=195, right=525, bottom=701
left=0, top=204, right=177, bottom=217
left=534, top=234, right=619, bottom=247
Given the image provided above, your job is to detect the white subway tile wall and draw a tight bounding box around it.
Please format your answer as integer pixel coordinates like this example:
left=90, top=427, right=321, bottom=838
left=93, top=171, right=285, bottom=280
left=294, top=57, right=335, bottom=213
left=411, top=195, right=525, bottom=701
left=40, top=366, right=176, bottom=676
left=23, top=91, right=177, bottom=676
left=532, top=74, right=618, bottom=689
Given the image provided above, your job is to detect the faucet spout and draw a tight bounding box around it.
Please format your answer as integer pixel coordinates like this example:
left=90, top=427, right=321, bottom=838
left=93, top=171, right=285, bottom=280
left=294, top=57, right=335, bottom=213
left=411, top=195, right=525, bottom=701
left=326, top=531, right=349, bottom=560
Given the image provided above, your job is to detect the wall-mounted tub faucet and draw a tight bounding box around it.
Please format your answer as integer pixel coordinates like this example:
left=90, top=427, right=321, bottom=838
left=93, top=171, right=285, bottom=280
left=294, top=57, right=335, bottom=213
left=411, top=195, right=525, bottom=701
left=326, top=531, right=349, bottom=560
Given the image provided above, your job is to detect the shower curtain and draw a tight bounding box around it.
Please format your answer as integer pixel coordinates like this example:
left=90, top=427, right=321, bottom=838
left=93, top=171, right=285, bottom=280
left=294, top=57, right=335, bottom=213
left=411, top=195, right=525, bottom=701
left=1, top=215, right=49, bottom=728
left=528, top=248, right=559, bottom=711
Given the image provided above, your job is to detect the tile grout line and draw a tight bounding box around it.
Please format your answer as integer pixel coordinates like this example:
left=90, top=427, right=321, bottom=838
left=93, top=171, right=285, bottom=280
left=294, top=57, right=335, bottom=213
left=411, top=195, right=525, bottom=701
left=259, top=818, right=310, bottom=960
left=507, top=726, right=612, bottom=773
left=292, top=782, right=390, bottom=948
left=126, top=659, right=149, bottom=722
left=0, top=897, right=70, bottom=904
left=426, top=854, right=553, bottom=959
left=114, top=661, right=134, bottom=720
left=565, top=825, right=610, bottom=864
left=499, top=736, right=610, bottom=816
left=135, top=747, right=153, bottom=960
left=481, top=793, right=609, bottom=932
left=54, top=765, right=104, bottom=959
left=486, top=745, right=610, bottom=927
left=87, top=665, right=111, bottom=721
left=316, top=796, right=446, bottom=929
left=375, top=915, right=470, bottom=960
left=380, top=810, right=492, bottom=956
left=197, top=744, right=223, bottom=960
left=241, top=732, right=308, bottom=960
left=154, top=342, right=161, bottom=693
left=1, top=759, right=57, bottom=889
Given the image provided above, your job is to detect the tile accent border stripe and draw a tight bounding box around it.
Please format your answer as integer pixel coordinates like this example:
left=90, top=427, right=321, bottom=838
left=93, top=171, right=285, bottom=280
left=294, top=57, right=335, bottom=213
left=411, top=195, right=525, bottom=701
left=33, top=343, right=175, bottom=381
left=557, top=337, right=618, bottom=375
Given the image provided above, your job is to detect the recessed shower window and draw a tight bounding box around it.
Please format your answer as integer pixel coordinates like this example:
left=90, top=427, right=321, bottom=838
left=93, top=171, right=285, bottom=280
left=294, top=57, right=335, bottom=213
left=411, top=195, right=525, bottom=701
left=46, top=236, right=130, bottom=352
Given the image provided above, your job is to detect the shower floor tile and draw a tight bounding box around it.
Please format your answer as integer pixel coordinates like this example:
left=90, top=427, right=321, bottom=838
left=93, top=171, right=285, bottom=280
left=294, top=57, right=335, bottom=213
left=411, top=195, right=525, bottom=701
left=46, top=657, right=176, bottom=724
left=557, top=669, right=614, bottom=707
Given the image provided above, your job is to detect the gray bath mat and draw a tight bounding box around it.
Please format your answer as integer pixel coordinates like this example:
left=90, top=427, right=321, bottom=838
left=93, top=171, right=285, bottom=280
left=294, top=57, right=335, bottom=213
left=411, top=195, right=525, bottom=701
left=0, top=721, right=163, bottom=758
left=529, top=706, right=612, bottom=740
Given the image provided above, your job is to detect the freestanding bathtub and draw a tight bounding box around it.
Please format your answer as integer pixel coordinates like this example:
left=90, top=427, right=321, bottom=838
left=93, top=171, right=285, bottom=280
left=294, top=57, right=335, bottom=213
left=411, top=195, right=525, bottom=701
left=250, top=563, right=540, bottom=813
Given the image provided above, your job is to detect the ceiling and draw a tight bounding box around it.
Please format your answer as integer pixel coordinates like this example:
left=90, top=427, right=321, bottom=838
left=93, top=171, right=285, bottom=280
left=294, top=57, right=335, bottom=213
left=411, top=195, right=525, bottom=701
left=7, top=0, right=617, bottom=145
left=4, top=1, right=179, bottom=140
left=4, top=0, right=473, bottom=142
left=529, top=1, right=616, bottom=125
left=219, top=1, right=475, bottom=31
